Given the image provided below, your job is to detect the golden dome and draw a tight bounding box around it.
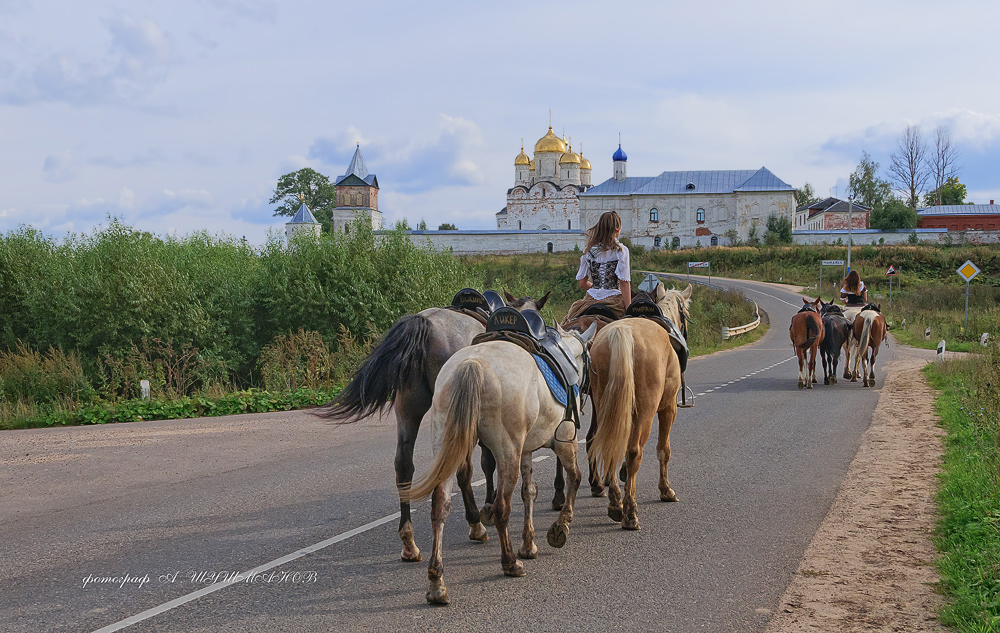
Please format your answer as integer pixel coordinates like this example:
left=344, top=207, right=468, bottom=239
left=514, top=146, right=530, bottom=165
left=529, top=159, right=535, bottom=171
left=580, top=151, right=591, bottom=170
left=534, top=126, right=567, bottom=153
left=560, top=144, right=581, bottom=165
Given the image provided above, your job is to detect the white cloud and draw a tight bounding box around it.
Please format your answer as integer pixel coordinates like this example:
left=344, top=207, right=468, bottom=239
left=43, top=150, right=79, bottom=182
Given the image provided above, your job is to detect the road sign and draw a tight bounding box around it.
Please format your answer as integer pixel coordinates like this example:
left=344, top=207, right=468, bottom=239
left=638, top=273, right=660, bottom=293
left=688, top=261, right=710, bottom=268
left=821, top=259, right=845, bottom=266
left=957, top=260, right=980, bottom=282
left=885, top=265, right=897, bottom=276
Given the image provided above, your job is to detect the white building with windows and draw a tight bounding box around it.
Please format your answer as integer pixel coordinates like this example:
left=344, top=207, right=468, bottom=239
left=579, top=144, right=795, bottom=248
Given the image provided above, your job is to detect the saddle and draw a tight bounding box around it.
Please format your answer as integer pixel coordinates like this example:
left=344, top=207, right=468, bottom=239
left=822, top=304, right=845, bottom=316
left=447, top=288, right=506, bottom=325
left=576, top=303, right=619, bottom=321
left=797, top=304, right=818, bottom=314
left=861, top=303, right=881, bottom=313
left=473, top=307, right=582, bottom=428
left=624, top=297, right=689, bottom=374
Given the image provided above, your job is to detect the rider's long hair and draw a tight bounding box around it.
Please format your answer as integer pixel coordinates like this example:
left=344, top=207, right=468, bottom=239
left=841, top=270, right=861, bottom=294
left=584, top=211, right=622, bottom=253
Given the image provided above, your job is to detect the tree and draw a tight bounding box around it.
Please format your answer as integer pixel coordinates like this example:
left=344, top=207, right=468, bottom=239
left=869, top=197, right=919, bottom=230
left=764, top=214, right=793, bottom=245
left=438, top=223, right=458, bottom=230
left=395, top=219, right=411, bottom=230
left=848, top=151, right=893, bottom=211
left=270, top=168, right=337, bottom=232
left=417, top=219, right=428, bottom=230
left=927, top=125, right=961, bottom=207
left=922, top=176, right=967, bottom=207
left=887, top=124, right=930, bottom=210
left=794, top=182, right=820, bottom=209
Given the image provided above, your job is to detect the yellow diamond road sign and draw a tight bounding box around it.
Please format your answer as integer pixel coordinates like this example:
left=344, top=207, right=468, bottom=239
left=957, top=260, right=980, bottom=282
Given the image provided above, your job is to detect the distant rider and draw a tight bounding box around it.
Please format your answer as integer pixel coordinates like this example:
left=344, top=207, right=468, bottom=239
left=561, top=211, right=631, bottom=327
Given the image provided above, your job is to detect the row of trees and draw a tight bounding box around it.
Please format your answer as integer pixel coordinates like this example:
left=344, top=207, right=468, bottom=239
left=270, top=167, right=458, bottom=232
left=795, top=124, right=968, bottom=231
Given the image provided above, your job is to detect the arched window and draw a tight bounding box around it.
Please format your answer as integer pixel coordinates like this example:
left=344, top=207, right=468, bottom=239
left=518, top=220, right=522, bottom=230
left=654, top=236, right=662, bottom=248
left=547, top=242, right=553, bottom=254
left=650, top=208, right=659, bottom=222
left=567, top=220, right=572, bottom=229
left=710, top=236, right=718, bottom=246
left=697, top=208, right=705, bottom=223
left=672, top=236, right=680, bottom=249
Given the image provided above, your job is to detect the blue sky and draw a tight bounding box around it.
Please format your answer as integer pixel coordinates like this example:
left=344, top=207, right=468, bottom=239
left=3, top=0, right=1000, bottom=242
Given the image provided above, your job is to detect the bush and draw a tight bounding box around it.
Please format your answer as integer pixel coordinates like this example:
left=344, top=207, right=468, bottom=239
left=0, top=343, right=96, bottom=407
left=259, top=329, right=336, bottom=392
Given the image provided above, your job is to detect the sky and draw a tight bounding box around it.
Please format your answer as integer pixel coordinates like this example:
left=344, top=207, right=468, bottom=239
left=3, top=0, right=1000, bottom=244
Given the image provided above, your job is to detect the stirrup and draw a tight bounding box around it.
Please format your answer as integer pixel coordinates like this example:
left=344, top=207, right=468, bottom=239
left=677, top=384, right=695, bottom=408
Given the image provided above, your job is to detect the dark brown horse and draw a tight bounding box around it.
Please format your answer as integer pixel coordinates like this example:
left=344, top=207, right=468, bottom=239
left=850, top=304, right=887, bottom=387
left=317, top=291, right=548, bottom=563
left=789, top=297, right=825, bottom=389
left=819, top=301, right=851, bottom=385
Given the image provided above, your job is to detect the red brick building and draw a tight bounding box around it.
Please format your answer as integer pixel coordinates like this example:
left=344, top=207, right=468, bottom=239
left=916, top=204, right=1000, bottom=231
left=795, top=197, right=869, bottom=231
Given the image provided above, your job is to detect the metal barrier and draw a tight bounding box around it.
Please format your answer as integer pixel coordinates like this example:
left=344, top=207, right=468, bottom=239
left=721, top=301, right=760, bottom=340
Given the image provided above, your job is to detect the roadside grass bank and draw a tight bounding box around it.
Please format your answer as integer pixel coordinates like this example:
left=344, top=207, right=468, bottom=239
left=925, top=348, right=1000, bottom=630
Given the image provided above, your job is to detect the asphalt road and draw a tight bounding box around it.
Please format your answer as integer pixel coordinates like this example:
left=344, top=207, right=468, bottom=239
left=0, top=277, right=896, bottom=633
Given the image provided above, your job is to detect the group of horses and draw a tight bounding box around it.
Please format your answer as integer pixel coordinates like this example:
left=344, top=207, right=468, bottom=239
left=320, top=283, right=693, bottom=604
left=789, top=298, right=888, bottom=389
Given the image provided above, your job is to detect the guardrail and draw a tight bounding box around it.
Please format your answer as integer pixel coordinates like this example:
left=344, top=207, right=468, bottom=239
left=637, top=270, right=763, bottom=341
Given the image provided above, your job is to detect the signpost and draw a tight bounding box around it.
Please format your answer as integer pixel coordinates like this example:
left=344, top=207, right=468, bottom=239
left=885, top=265, right=898, bottom=309
left=820, top=259, right=845, bottom=300
left=688, top=261, right=711, bottom=287
left=957, top=260, right=980, bottom=332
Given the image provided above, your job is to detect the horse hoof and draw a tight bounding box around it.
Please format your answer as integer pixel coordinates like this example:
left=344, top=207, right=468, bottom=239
left=469, top=522, right=489, bottom=542
left=608, top=506, right=624, bottom=522
left=807, top=382, right=813, bottom=390
left=660, top=488, right=679, bottom=502
left=798, top=381, right=805, bottom=390
left=621, top=517, right=641, bottom=531
left=504, top=560, right=526, bottom=577
left=518, top=543, right=538, bottom=559
left=551, top=496, right=565, bottom=511
left=547, top=522, right=569, bottom=548
left=590, top=484, right=606, bottom=497
left=426, top=583, right=449, bottom=605
left=401, top=547, right=423, bottom=563
left=480, top=503, right=495, bottom=527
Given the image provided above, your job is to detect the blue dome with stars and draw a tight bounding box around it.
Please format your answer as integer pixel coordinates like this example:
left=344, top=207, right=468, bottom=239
left=612, top=144, right=627, bottom=162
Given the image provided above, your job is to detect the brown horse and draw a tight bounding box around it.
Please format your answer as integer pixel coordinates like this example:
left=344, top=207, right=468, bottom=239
left=789, top=297, right=825, bottom=389
left=850, top=304, right=887, bottom=387
left=586, top=285, right=691, bottom=531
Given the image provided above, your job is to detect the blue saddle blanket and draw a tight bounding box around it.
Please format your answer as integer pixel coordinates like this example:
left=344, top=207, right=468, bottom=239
left=533, top=354, right=578, bottom=407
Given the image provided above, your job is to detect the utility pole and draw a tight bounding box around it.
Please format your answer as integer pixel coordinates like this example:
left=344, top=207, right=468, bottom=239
left=847, top=198, right=853, bottom=272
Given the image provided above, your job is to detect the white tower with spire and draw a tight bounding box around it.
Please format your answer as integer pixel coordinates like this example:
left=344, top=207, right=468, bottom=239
left=285, top=196, right=321, bottom=244
left=332, top=144, right=382, bottom=232
left=612, top=140, right=627, bottom=181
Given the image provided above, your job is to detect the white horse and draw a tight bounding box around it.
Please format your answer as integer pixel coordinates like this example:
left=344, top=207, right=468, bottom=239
left=404, top=321, right=596, bottom=605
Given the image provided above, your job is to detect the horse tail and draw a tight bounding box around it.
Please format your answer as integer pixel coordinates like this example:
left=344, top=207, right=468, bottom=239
left=858, top=313, right=874, bottom=357
left=796, top=315, right=821, bottom=349
left=403, top=359, right=483, bottom=502
left=590, top=325, right=636, bottom=484
left=315, top=314, right=430, bottom=422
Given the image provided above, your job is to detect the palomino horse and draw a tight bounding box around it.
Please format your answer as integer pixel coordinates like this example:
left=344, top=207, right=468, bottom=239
left=819, top=301, right=851, bottom=385
left=404, top=321, right=596, bottom=604
left=850, top=304, right=887, bottom=387
left=587, top=284, right=692, bottom=530
left=548, top=283, right=694, bottom=509
left=841, top=305, right=864, bottom=380
left=790, top=297, right=825, bottom=389
left=317, top=291, right=548, bottom=563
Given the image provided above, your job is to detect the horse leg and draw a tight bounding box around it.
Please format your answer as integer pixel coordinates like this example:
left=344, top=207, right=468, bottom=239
left=656, top=402, right=679, bottom=502
left=586, top=398, right=605, bottom=497
left=807, top=345, right=816, bottom=389
left=551, top=457, right=565, bottom=511
left=797, top=349, right=806, bottom=389
left=493, top=456, right=525, bottom=577
left=850, top=340, right=862, bottom=382
left=517, top=453, right=538, bottom=560
left=394, top=397, right=425, bottom=562
left=868, top=346, right=878, bottom=387
left=622, top=406, right=653, bottom=531
left=843, top=339, right=853, bottom=380
left=457, top=453, right=487, bottom=542
left=547, top=438, right=581, bottom=548
left=606, top=464, right=624, bottom=523
left=479, top=442, right=497, bottom=527
left=425, top=480, right=452, bottom=605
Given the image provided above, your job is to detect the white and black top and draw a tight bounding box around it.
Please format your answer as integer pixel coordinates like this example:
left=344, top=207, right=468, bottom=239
left=840, top=280, right=867, bottom=306
left=575, top=243, right=631, bottom=300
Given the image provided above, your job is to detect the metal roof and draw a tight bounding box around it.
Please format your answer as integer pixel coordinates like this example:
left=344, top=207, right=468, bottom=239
left=345, top=145, right=368, bottom=179
left=287, top=202, right=319, bottom=225
left=582, top=168, right=792, bottom=197
left=917, top=204, right=1000, bottom=216
left=807, top=199, right=870, bottom=218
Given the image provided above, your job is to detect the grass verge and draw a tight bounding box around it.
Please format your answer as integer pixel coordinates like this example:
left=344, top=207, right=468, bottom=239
left=925, top=350, right=1000, bottom=631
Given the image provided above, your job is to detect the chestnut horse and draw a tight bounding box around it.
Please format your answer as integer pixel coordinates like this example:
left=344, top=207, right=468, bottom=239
left=586, top=285, right=691, bottom=531
left=317, top=291, right=548, bottom=563
left=789, top=297, right=825, bottom=389
left=850, top=304, right=887, bottom=387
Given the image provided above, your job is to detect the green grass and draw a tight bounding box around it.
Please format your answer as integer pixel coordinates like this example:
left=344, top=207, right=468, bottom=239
left=925, top=350, right=1000, bottom=631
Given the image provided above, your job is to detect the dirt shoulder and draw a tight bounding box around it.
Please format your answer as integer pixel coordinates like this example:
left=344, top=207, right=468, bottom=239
left=766, top=343, right=947, bottom=632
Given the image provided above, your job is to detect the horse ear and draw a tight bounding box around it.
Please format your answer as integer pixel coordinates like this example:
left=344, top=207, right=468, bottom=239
left=802, top=297, right=810, bottom=304
left=581, top=321, right=598, bottom=343
left=503, top=289, right=516, bottom=303
left=682, top=284, right=693, bottom=300
left=535, top=291, right=551, bottom=310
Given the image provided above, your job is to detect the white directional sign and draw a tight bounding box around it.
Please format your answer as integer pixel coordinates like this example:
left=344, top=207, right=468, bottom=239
left=688, top=261, right=710, bottom=268
left=821, top=259, right=845, bottom=266
left=957, top=260, right=980, bottom=282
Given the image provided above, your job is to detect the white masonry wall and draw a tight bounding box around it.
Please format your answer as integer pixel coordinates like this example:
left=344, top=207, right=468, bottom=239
left=384, top=230, right=587, bottom=255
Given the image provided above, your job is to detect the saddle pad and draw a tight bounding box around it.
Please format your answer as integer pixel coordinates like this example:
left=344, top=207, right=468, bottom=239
left=533, top=354, right=579, bottom=407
